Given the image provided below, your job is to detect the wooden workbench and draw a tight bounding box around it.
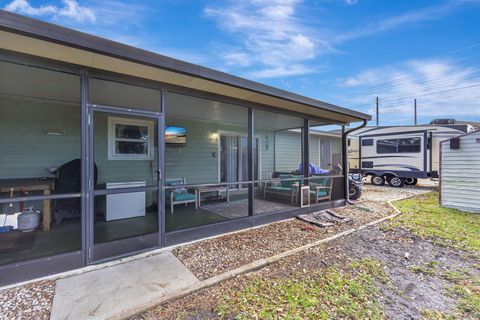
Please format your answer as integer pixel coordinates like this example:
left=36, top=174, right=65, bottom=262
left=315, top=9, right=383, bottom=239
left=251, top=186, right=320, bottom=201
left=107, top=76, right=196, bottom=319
left=0, top=179, right=55, bottom=231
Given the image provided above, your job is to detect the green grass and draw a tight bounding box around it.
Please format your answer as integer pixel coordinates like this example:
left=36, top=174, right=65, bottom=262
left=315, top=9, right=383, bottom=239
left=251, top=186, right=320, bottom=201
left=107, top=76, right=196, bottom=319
left=216, top=258, right=387, bottom=320
left=447, top=274, right=480, bottom=319
left=391, top=192, right=480, bottom=255
left=409, top=261, right=438, bottom=276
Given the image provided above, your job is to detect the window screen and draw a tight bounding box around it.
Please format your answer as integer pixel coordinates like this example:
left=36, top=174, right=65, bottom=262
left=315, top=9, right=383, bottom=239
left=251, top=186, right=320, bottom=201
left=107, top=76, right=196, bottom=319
left=377, top=137, right=421, bottom=154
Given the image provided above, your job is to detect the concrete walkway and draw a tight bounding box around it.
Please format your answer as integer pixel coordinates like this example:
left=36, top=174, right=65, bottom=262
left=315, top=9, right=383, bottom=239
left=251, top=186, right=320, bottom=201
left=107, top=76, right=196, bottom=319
left=50, top=252, right=199, bottom=320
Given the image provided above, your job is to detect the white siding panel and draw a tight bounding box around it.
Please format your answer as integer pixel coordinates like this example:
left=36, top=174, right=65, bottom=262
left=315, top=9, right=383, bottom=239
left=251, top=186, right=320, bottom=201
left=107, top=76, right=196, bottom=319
left=440, top=131, right=480, bottom=214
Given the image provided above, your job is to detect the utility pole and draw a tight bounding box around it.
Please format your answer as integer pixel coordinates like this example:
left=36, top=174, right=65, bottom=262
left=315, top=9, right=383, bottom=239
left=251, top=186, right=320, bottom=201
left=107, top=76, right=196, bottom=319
left=375, top=96, right=379, bottom=126
left=414, top=98, right=417, bottom=125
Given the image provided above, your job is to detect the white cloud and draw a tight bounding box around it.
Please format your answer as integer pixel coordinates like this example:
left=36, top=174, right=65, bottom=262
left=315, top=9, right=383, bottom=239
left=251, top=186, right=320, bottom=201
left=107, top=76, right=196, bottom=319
left=57, top=0, right=95, bottom=23
left=205, top=1, right=479, bottom=79
left=4, top=0, right=96, bottom=23
left=249, top=64, right=316, bottom=78
left=204, top=0, right=326, bottom=78
left=337, top=59, right=480, bottom=121
left=222, top=51, right=252, bottom=67
left=5, top=0, right=57, bottom=15
left=335, top=1, right=465, bottom=43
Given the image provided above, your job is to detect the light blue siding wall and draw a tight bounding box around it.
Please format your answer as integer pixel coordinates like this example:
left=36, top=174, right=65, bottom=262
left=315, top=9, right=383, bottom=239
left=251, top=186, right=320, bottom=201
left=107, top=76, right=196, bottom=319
left=274, top=131, right=302, bottom=172
left=166, top=118, right=264, bottom=184
left=165, top=119, right=220, bottom=184
left=0, top=97, right=81, bottom=179
left=0, top=97, right=156, bottom=186
left=259, top=131, right=275, bottom=179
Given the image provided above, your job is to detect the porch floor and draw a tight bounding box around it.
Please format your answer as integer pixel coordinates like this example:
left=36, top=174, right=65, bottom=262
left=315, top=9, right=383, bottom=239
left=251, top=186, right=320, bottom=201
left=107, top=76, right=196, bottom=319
left=0, top=196, right=297, bottom=266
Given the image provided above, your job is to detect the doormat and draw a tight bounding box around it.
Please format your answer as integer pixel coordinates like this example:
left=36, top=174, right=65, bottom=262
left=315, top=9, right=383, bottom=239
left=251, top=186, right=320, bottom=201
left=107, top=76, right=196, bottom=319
left=297, top=210, right=353, bottom=228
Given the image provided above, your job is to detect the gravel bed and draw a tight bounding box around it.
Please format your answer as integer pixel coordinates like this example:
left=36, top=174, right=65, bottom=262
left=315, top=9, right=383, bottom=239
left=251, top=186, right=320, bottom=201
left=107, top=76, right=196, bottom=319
left=173, top=184, right=434, bottom=281
left=359, top=184, right=432, bottom=203
left=0, top=280, right=55, bottom=320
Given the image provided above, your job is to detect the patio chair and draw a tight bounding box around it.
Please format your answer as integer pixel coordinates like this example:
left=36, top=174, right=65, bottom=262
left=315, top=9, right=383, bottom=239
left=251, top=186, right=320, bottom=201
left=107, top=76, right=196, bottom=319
left=309, top=176, right=333, bottom=203
left=165, top=177, right=197, bottom=214
left=263, top=174, right=304, bottom=204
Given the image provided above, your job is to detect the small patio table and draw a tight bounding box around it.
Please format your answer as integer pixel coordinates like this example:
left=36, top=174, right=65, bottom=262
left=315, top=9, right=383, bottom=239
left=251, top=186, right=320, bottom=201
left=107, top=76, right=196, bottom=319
left=196, top=186, right=230, bottom=208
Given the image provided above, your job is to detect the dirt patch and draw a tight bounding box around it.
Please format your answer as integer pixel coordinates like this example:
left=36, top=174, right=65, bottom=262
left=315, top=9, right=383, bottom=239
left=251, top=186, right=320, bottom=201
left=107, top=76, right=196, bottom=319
left=134, top=223, right=478, bottom=320
left=0, top=280, right=55, bottom=320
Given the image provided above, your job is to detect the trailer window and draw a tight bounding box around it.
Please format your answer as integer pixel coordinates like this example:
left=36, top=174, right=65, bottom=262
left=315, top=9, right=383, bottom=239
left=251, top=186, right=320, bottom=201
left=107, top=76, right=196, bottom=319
left=361, top=139, right=373, bottom=146
left=377, top=137, right=421, bottom=153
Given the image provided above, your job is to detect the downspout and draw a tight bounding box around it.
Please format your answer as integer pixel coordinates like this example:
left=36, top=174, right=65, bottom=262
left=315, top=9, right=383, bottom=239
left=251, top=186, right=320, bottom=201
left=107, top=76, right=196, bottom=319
left=342, top=119, right=368, bottom=205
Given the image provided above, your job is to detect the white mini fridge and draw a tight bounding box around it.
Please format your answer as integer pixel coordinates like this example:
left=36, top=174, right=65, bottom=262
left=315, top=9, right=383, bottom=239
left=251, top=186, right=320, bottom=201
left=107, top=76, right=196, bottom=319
left=106, top=181, right=146, bottom=221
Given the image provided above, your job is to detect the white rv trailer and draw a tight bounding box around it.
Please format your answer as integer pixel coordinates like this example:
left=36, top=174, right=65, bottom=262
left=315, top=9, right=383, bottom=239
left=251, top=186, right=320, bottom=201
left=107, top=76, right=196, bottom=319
left=348, top=124, right=473, bottom=187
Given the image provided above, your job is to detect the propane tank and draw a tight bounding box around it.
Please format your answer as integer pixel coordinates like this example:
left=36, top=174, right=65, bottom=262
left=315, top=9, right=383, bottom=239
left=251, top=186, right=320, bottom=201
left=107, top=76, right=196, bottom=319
left=17, top=207, right=40, bottom=232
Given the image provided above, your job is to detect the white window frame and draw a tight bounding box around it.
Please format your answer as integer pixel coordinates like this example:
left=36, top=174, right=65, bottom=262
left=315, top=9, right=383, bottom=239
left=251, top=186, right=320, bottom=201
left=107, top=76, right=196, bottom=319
left=108, top=116, right=154, bottom=160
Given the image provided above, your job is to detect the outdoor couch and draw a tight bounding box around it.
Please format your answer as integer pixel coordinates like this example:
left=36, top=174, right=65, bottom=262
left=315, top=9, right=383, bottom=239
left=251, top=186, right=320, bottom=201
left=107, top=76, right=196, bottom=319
left=263, top=174, right=304, bottom=204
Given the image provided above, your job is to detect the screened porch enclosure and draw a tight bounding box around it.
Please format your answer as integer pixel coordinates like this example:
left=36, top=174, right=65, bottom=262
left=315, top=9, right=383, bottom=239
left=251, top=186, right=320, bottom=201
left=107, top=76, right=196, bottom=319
left=0, top=58, right=346, bottom=268
left=0, top=10, right=373, bottom=286
left=163, top=93, right=345, bottom=231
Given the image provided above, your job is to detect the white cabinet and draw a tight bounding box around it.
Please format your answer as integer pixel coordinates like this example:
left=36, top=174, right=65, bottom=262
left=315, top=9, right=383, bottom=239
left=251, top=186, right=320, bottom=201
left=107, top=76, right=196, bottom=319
left=106, top=181, right=146, bottom=221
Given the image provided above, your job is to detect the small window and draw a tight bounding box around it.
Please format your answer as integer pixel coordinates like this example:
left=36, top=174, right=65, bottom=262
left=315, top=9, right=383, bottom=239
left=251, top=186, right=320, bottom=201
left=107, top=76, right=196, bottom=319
left=362, top=161, right=374, bottom=168
left=361, top=139, right=373, bottom=146
left=377, top=137, right=421, bottom=154
left=108, top=117, right=154, bottom=160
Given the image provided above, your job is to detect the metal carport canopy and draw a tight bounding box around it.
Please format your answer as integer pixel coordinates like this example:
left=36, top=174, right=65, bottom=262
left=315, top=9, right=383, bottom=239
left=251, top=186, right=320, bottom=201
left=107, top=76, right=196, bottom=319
left=0, top=10, right=371, bottom=124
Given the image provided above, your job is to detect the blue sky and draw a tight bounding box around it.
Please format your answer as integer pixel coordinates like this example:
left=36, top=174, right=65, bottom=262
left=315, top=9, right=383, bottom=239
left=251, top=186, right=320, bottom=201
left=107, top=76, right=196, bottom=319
left=3, top=0, right=480, bottom=126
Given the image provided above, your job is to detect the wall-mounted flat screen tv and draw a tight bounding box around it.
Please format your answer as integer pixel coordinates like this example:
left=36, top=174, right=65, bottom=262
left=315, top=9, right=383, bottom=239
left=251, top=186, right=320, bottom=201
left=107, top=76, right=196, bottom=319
left=165, top=126, right=186, bottom=145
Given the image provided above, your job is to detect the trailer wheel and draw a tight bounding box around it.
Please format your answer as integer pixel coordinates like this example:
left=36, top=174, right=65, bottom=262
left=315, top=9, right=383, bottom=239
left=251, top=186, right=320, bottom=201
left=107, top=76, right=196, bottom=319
left=387, top=176, right=405, bottom=188
left=405, top=178, right=418, bottom=186
left=371, top=175, right=385, bottom=186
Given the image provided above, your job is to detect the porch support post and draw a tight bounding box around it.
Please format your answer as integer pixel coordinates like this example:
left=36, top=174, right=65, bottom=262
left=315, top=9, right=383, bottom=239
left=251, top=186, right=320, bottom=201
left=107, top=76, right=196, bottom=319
left=342, top=120, right=368, bottom=203
left=159, top=90, right=166, bottom=246
left=341, top=125, right=348, bottom=201
left=302, top=119, right=310, bottom=179
left=80, top=72, right=89, bottom=266
left=248, top=108, right=255, bottom=216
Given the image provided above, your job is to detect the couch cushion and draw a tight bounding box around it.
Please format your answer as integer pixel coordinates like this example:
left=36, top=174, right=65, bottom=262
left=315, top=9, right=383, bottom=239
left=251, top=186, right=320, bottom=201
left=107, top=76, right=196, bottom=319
left=279, top=174, right=303, bottom=188
left=310, top=190, right=328, bottom=197
left=174, top=193, right=196, bottom=201
left=267, top=186, right=293, bottom=193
